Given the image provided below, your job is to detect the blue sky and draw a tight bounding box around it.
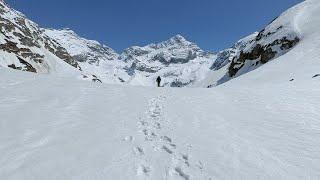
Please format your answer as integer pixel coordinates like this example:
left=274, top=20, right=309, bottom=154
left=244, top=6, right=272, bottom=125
left=7, top=0, right=302, bottom=52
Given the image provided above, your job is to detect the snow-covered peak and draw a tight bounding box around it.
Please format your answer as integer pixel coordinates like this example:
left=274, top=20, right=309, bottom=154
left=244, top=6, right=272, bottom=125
left=43, top=28, right=126, bottom=84
left=165, top=34, right=191, bottom=46
left=53, top=28, right=80, bottom=39
left=171, top=34, right=186, bottom=41
left=146, top=34, right=201, bottom=51
left=44, top=28, right=118, bottom=60
left=118, top=35, right=215, bottom=87
left=121, top=35, right=206, bottom=64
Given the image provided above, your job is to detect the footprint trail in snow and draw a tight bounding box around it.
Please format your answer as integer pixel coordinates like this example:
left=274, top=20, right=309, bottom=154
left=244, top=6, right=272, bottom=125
left=129, top=95, right=211, bottom=179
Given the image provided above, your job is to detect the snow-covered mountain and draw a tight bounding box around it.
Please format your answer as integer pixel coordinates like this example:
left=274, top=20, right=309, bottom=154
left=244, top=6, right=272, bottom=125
left=0, top=0, right=80, bottom=74
left=44, top=29, right=119, bottom=64
left=44, top=27, right=217, bottom=87
left=44, top=28, right=128, bottom=84
left=43, top=29, right=216, bottom=86
left=120, top=35, right=215, bottom=87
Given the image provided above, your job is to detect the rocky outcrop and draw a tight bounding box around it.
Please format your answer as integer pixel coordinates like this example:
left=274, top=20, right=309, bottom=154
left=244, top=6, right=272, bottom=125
left=8, top=57, right=37, bottom=73
left=228, top=30, right=299, bottom=77
left=206, top=5, right=303, bottom=87
left=210, top=32, right=258, bottom=71
left=226, top=20, right=300, bottom=78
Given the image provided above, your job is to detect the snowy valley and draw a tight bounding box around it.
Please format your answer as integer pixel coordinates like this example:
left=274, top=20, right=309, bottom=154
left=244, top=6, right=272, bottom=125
left=1, top=0, right=303, bottom=88
left=1, top=0, right=320, bottom=179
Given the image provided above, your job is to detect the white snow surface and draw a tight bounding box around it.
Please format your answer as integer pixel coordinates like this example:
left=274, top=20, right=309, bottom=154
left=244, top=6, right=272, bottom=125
left=1, top=64, right=320, bottom=180
left=1, top=0, right=320, bottom=179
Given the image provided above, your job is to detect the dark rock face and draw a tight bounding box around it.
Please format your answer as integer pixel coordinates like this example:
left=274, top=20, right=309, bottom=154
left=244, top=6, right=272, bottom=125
left=0, top=40, right=42, bottom=72
left=211, top=49, right=235, bottom=70
left=0, top=41, right=20, bottom=53
left=131, top=61, right=160, bottom=73
left=92, top=75, right=102, bottom=83
left=17, top=57, right=37, bottom=72
left=122, top=47, right=150, bottom=61
left=71, top=44, right=117, bottom=65
left=7, top=57, right=36, bottom=73
left=228, top=26, right=300, bottom=77
left=42, top=36, right=80, bottom=69
left=210, top=33, right=258, bottom=71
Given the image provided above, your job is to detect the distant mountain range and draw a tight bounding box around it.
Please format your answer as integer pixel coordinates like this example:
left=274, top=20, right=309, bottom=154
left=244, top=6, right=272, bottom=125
left=0, top=0, right=300, bottom=87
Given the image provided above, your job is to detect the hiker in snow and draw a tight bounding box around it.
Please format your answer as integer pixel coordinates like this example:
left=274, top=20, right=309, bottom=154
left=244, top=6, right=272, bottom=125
left=156, top=76, right=161, bottom=87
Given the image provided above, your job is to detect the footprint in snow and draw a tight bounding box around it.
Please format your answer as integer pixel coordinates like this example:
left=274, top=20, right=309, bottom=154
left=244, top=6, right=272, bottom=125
left=134, top=146, right=145, bottom=156
left=137, top=164, right=151, bottom=177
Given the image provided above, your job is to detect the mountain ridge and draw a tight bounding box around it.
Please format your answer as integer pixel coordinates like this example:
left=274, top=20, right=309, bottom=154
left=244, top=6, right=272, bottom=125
left=0, top=0, right=305, bottom=87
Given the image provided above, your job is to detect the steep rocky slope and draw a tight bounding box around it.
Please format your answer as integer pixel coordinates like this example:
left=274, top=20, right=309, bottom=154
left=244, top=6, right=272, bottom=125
left=0, top=0, right=80, bottom=74
left=44, top=28, right=126, bottom=84
left=210, top=32, right=258, bottom=71
left=211, top=3, right=303, bottom=86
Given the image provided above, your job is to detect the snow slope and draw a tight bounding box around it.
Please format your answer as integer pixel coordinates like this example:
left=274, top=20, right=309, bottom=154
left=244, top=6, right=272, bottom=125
left=209, top=0, right=304, bottom=86
left=44, top=29, right=127, bottom=84
left=224, top=0, right=320, bottom=84
left=0, top=64, right=320, bottom=180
